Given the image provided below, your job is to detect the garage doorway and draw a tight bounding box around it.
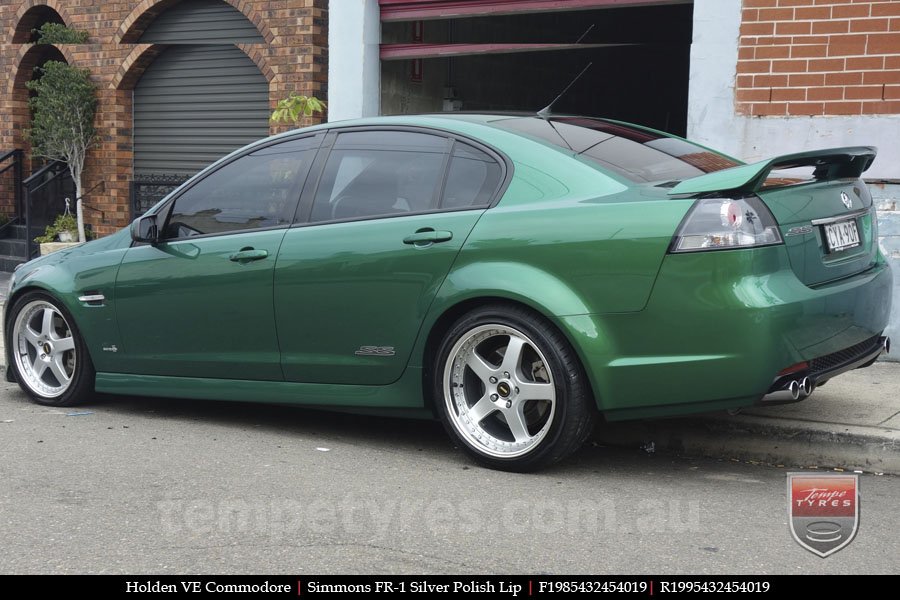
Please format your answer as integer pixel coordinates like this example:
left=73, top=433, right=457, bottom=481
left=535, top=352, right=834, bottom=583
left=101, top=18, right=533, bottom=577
left=381, top=1, right=694, bottom=136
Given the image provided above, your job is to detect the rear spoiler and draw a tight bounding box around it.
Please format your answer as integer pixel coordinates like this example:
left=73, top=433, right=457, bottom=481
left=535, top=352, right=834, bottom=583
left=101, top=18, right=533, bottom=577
left=668, top=146, right=877, bottom=197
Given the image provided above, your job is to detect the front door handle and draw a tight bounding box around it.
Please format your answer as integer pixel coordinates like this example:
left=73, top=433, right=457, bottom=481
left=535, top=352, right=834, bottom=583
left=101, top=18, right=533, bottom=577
left=402, top=229, right=453, bottom=246
left=229, top=248, right=269, bottom=263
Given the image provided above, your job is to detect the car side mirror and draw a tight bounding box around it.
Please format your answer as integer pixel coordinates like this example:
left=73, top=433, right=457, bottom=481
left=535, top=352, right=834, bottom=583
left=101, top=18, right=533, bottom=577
left=131, top=214, right=159, bottom=244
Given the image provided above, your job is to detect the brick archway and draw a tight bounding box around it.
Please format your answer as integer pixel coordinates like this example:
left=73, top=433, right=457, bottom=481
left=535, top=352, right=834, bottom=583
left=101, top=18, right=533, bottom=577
left=109, top=41, right=277, bottom=226
left=9, top=1, right=75, bottom=44
left=7, top=43, right=76, bottom=152
left=116, top=0, right=275, bottom=45
left=109, top=44, right=167, bottom=92
left=111, top=43, right=275, bottom=92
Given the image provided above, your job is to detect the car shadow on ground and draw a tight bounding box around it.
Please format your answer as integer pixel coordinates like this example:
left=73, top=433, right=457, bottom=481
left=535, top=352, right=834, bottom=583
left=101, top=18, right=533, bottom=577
left=1, top=383, right=673, bottom=475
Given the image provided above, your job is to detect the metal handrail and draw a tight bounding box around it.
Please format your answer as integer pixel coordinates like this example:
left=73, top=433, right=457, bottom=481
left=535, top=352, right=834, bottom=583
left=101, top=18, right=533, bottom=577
left=22, top=159, right=67, bottom=190
left=0, top=149, right=21, bottom=163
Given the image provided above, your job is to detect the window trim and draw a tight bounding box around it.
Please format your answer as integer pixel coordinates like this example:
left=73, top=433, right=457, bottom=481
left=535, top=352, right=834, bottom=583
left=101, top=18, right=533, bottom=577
left=148, top=132, right=326, bottom=243
left=292, top=125, right=513, bottom=228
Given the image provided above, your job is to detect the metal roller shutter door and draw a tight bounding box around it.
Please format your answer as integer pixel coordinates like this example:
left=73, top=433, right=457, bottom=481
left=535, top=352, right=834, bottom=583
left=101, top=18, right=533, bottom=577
left=133, top=44, right=269, bottom=177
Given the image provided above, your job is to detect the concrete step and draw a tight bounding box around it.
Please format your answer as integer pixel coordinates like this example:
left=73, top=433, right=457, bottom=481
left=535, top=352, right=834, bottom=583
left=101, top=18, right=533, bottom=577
left=0, top=238, right=26, bottom=256
left=0, top=254, right=26, bottom=273
left=0, top=224, right=28, bottom=240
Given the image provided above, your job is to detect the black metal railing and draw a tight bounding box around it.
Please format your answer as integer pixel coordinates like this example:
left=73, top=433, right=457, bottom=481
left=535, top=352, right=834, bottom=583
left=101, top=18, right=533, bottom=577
left=23, top=160, right=74, bottom=258
left=0, top=149, right=24, bottom=217
left=131, top=173, right=189, bottom=218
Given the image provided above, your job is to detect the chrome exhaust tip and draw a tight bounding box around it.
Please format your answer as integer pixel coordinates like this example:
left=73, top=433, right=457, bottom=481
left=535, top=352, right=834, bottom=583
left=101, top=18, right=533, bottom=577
left=788, top=380, right=800, bottom=401
left=799, top=376, right=813, bottom=398
left=884, top=337, right=891, bottom=354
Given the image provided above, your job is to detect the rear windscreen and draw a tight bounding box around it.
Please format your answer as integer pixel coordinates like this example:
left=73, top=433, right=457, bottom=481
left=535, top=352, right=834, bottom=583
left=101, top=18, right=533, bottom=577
left=493, top=116, right=740, bottom=184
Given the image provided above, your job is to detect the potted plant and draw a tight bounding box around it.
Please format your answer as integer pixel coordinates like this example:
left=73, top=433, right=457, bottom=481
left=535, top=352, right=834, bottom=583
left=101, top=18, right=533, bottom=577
left=35, top=212, right=79, bottom=252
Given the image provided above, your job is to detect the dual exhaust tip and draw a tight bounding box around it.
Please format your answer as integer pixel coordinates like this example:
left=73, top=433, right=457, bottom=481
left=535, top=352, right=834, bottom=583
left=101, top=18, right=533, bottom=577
left=782, top=336, right=891, bottom=401
left=786, top=376, right=814, bottom=401
left=762, top=336, right=889, bottom=405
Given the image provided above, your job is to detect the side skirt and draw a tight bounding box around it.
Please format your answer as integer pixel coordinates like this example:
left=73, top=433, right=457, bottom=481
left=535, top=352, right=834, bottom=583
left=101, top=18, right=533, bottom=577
left=94, top=366, right=426, bottom=411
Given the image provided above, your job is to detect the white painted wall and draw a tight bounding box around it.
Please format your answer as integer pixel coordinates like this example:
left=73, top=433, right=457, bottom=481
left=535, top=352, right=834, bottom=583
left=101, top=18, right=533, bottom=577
left=689, top=0, right=898, bottom=359
left=688, top=0, right=900, bottom=180
left=327, top=0, right=381, bottom=122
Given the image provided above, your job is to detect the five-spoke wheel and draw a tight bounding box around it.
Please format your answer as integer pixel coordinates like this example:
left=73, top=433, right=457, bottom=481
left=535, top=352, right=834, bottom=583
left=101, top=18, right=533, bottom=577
left=436, top=304, right=595, bottom=471
left=7, top=292, right=94, bottom=406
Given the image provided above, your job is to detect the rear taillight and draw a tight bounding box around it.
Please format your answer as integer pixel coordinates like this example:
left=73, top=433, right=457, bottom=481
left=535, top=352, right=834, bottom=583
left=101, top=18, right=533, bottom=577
left=670, top=196, right=783, bottom=253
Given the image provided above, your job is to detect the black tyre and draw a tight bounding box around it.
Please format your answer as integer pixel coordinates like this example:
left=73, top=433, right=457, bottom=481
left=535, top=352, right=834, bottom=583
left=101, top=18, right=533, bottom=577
left=434, top=303, right=596, bottom=471
left=6, top=291, right=95, bottom=406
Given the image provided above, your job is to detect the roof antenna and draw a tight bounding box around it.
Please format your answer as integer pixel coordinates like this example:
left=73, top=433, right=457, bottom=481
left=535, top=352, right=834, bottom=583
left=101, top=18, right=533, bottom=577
left=538, top=23, right=594, bottom=118
left=536, top=60, right=593, bottom=151
left=537, top=62, right=593, bottom=119
left=534, top=26, right=594, bottom=150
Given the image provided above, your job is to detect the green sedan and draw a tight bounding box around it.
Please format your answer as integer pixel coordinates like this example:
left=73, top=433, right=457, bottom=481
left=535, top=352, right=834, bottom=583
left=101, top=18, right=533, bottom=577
left=4, top=114, right=892, bottom=471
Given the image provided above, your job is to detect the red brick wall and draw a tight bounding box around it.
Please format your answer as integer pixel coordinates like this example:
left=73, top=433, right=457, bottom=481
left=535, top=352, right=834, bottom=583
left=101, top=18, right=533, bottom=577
left=0, top=0, right=328, bottom=235
left=737, top=0, right=900, bottom=117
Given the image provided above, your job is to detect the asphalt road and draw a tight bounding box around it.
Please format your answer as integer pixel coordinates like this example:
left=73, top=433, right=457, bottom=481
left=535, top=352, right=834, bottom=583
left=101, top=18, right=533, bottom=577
left=1, top=381, right=898, bottom=575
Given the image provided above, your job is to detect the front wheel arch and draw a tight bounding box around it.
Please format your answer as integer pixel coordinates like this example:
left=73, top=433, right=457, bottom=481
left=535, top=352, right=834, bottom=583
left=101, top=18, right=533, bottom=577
left=5, top=288, right=96, bottom=406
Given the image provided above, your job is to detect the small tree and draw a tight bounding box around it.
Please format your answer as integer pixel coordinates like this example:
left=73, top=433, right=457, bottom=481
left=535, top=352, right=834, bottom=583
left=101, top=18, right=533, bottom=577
left=26, top=60, right=97, bottom=243
left=270, top=93, right=326, bottom=125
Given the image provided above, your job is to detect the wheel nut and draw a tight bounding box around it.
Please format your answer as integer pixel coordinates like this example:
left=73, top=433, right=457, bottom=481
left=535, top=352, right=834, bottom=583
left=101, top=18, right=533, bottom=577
left=515, top=387, right=519, bottom=394
left=490, top=394, right=498, bottom=401
left=489, top=376, right=497, bottom=384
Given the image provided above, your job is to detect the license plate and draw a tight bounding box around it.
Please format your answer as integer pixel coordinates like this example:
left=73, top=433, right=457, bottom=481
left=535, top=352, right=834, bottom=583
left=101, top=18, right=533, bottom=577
left=823, top=219, right=860, bottom=253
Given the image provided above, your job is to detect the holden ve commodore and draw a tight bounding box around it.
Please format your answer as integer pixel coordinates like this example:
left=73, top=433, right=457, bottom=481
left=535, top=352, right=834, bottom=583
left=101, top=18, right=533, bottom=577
left=5, top=114, right=892, bottom=471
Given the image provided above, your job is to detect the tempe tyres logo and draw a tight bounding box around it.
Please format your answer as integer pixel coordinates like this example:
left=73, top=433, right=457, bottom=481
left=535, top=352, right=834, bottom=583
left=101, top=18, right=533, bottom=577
left=787, top=473, right=859, bottom=557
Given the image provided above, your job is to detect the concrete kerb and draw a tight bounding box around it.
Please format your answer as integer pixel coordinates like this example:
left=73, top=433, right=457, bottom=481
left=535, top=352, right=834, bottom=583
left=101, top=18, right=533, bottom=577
left=594, top=414, right=900, bottom=476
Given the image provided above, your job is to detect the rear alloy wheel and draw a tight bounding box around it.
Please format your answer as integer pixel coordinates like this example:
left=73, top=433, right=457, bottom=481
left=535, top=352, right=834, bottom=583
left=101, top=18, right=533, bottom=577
left=7, top=292, right=94, bottom=406
left=435, top=304, right=595, bottom=471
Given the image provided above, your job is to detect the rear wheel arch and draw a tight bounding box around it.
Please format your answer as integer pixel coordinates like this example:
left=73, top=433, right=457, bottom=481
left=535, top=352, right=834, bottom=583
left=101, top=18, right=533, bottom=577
left=421, top=296, right=598, bottom=418
left=427, top=300, right=598, bottom=470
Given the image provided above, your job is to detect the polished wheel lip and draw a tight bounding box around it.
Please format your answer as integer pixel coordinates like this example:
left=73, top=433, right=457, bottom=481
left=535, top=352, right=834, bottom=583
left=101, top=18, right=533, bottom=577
left=443, top=323, right=556, bottom=459
left=12, top=300, right=76, bottom=399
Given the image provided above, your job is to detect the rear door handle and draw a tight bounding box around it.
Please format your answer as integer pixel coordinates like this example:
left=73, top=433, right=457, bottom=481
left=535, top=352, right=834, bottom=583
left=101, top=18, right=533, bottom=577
left=402, top=229, right=453, bottom=246
left=229, top=248, right=269, bottom=263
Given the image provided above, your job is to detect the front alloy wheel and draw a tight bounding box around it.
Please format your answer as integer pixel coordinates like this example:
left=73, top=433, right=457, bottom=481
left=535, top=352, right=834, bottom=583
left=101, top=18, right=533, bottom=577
left=8, top=292, right=94, bottom=406
left=436, top=304, right=595, bottom=471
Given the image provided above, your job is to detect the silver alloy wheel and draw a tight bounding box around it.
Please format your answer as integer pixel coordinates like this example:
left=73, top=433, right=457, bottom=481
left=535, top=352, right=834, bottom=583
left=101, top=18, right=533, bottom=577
left=443, top=324, right=557, bottom=459
left=12, top=300, right=77, bottom=398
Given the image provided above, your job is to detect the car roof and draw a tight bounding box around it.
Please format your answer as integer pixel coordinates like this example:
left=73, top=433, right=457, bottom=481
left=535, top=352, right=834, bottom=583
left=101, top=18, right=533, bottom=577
left=263, top=112, right=672, bottom=153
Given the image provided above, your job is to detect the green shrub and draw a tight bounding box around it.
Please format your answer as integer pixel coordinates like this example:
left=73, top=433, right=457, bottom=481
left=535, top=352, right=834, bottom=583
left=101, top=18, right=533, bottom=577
left=33, top=23, right=89, bottom=45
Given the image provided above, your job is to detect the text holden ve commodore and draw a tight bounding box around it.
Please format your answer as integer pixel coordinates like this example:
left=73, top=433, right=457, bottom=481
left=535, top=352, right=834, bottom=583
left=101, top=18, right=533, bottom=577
left=5, top=114, right=892, bottom=471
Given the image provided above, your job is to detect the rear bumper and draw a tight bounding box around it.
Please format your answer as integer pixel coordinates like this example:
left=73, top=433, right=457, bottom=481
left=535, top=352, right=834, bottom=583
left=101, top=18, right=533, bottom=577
left=556, top=245, right=893, bottom=420
left=760, top=334, right=888, bottom=404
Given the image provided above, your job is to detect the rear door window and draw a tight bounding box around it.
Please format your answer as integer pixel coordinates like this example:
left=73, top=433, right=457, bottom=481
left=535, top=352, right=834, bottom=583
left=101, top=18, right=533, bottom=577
left=309, top=131, right=449, bottom=222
